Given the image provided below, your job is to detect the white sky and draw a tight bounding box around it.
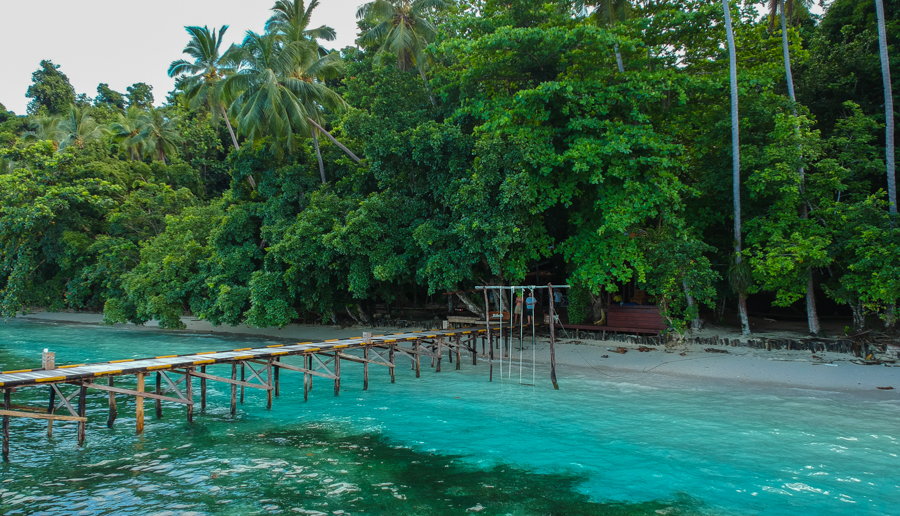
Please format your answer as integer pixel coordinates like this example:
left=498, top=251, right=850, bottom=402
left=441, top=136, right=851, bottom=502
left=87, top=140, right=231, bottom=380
left=0, top=0, right=365, bottom=114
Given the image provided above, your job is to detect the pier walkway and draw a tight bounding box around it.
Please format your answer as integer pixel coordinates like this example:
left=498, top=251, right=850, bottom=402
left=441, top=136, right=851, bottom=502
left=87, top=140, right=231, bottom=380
left=0, top=326, right=492, bottom=459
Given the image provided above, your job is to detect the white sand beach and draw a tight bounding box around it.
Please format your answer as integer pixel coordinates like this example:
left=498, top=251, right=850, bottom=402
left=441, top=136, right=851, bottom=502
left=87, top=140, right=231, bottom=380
left=13, top=310, right=900, bottom=395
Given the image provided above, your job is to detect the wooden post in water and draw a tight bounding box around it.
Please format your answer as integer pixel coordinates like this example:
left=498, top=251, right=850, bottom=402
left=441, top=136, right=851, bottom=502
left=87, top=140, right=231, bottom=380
left=155, top=372, right=163, bottom=419
left=3, top=389, right=10, bottom=460
left=274, top=357, right=281, bottom=397
left=436, top=338, right=443, bottom=373
left=230, top=363, right=237, bottom=417
left=471, top=334, right=477, bottom=365
left=389, top=346, right=395, bottom=383
left=266, top=360, right=273, bottom=409
left=47, top=386, right=56, bottom=437
left=240, top=363, right=245, bottom=404
left=308, top=355, right=313, bottom=391
left=200, top=365, right=207, bottom=412
left=185, top=368, right=194, bottom=423
left=77, top=383, right=87, bottom=446
left=334, top=354, right=341, bottom=396
left=107, top=376, right=117, bottom=428
left=548, top=283, right=560, bottom=390
left=415, top=339, right=421, bottom=378
left=304, top=366, right=309, bottom=402
left=483, top=288, right=493, bottom=382
left=455, top=334, right=461, bottom=370
left=363, top=347, right=369, bottom=391
left=135, top=373, right=145, bottom=435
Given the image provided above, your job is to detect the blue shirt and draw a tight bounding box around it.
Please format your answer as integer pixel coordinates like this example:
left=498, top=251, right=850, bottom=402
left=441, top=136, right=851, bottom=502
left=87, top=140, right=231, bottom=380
left=526, top=296, right=536, bottom=309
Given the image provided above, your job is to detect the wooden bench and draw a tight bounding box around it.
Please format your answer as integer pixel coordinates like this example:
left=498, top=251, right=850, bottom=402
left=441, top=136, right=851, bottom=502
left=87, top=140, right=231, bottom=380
left=555, top=305, right=667, bottom=337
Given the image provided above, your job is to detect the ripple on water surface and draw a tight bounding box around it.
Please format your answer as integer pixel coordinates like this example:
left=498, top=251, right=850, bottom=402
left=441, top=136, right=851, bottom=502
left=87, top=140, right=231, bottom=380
left=0, top=319, right=898, bottom=516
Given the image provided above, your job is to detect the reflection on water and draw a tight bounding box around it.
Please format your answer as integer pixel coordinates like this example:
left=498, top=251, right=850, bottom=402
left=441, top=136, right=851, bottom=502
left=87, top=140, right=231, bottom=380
left=0, top=319, right=898, bottom=516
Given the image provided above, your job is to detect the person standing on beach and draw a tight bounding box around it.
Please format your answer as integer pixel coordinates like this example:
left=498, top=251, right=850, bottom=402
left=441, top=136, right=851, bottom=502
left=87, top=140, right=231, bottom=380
left=526, top=291, right=537, bottom=325
left=514, top=293, right=523, bottom=324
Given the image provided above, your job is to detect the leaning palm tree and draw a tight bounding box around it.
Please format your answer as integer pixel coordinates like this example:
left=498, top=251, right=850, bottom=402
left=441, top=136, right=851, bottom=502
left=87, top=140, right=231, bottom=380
left=356, top=0, right=447, bottom=104
left=134, top=108, right=183, bottom=162
left=224, top=31, right=357, bottom=167
left=109, top=107, right=147, bottom=161
left=722, top=0, right=750, bottom=335
left=168, top=25, right=241, bottom=153
left=57, top=106, right=106, bottom=150
left=874, top=0, right=896, bottom=214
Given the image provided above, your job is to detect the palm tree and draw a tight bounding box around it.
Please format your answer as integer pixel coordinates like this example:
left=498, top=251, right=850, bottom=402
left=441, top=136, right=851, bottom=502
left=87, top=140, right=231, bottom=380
left=576, top=0, right=631, bottom=73
left=135, top=108, right=183, bottom=162
left=22, top=115, right=61, bottom=147
left=266, top=0, right=348, bottom=182
left=57, top=106, right=106, bottom=150
left=168, top=25, right=241, bottom=153
left=874, top=0, right=896, bottom=214
left=356, top=0, right=447, bottom=104
left=109, top=107, right=147, bottom=161
left=768, top=0, right=820, bottom=334
left=266, top=0, right=336, bottom=53
left=722, top=0, right=750, bottom=335
left=224, top=31, right=356, bottom=167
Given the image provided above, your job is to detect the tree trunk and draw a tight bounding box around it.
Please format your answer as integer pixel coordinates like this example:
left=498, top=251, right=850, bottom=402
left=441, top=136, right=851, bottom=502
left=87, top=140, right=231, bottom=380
left=886, top=305, right=897, bottom=330
left=456, top=291, right=485, bottom=319
left=806, top=272, right=820, bottom=336
left=875, top=0, right=897, bottom=214
left=614, top=43, right=625, bottom=73
left=312, top=129, right=326, bottom=183
left=306, top=117, right=361, bottom=163
left=723, top=0, right=750, bottom=336
left=418, top=67, right=437, bottom=106
left=684, top=279, right=701, bottom=331
left=851, top=300, right=866, bottom=332
left=220, top=104, right=240, bottom=152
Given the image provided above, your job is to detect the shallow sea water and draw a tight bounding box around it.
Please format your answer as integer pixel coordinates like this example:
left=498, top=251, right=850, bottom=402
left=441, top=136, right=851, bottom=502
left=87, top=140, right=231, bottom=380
left=0, top=320, right=897, bottom=515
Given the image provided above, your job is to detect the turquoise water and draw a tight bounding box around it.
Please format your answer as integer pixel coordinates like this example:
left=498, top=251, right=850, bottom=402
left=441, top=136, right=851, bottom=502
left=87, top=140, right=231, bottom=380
left=0, top=320, right=897, bottom=515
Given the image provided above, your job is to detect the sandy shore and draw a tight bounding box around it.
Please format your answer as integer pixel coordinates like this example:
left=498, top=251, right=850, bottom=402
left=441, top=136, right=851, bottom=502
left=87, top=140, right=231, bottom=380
left=12, top=310, right=900, bottom=395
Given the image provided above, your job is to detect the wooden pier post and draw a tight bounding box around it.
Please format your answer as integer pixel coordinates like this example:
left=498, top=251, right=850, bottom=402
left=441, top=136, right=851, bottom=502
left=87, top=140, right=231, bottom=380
left=436, top=338, right=443, bottom=373
left=274, top=357, right=281, bottom=397
left=363, top=347, right=369, bottom=391
left=548, top=283, right=560, bottom=390
left=155, top=372, right=163, bottom=419
left=77, top=383, right=87, bottom=446
left=334, top=354, right=341, bottom=396
left=47, top=386, right=56, bottom=437
left=230, top=363, right=237, bottom=417
left=186, top=368, right=194, bottom=423
left=135, top=373, right=145, bottom=435
left=389, top=346, right=395, bottom=383
left=415, top=339, right=421, bottom=378
left=483, top=288, right=492, bottom=382
left=266, top=360, right=273, bottom=409
left=455, top=334, right=461, bottom=370
left=308, top=355, right=313, bottom=391
left=471, top=334, right=477, bottom=365
left=3, top=389, right=10, bottom=460
left=304, top=368, right=309, bottom=402
left=107, top=376, right=117, bottom=428
left=240, top=363, right=245, bottom=404
left=200, top=366, right=207, bottom=412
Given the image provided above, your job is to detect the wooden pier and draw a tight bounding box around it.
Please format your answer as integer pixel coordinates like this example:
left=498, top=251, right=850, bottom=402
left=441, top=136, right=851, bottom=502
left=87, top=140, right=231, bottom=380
left=0, top=326, right=495, bottom=459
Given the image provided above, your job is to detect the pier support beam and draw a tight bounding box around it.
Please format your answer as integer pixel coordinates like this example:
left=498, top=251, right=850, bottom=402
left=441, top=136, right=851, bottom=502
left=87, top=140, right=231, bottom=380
left=274, top=357, right=281, bottom=397
left=76, top=383, right=87, bottom=446
left=230, top=363, right=237, bottom=417
left=3, top=389, right=10, bottom=460
left=107, top=377, right=117, bottom=428
left=363, top=347, right=369, bottom=391
left=334, top=354, right=341, bottom=397
left=455, top=334, right=461, bottom=370
left=390, top=346, right=395, bottom=383
left=266, top=360, right=273, bottom=409
left=155, top=372, right=163, bottom=419
left=240, top=363, right=245, bottom=404
left=47, top=386, right=56, bottom=437
left=136, top=373, right=145, bottom=435
left=436, top=339, right=443, bottom=373
left=186, top=368, right=193, bottom=423
left=200, top=366, right=206, bottom=412
left=415, top=339, right=421, bottom=378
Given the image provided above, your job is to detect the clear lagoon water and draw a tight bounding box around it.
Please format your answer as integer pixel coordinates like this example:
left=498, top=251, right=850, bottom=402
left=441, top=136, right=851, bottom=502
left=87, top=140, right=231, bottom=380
left=0, top=319, right=897, bottom=515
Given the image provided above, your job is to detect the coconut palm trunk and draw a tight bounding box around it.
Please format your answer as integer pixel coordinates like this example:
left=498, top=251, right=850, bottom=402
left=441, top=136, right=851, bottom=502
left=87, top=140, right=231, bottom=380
left=220, top=104, right=240, bottom=152
left=875, top=0, right=897, bottom=214
left=723, top=0, right=751, bottom=335
left=312, top=129, right=326, bottom=183
left=418, top=67, right=437, bottom=106
left=614, top=43, right=625, bottom=73
left=778, top=0, right=819, bottom=335
left=306, top=117, right=361, bottom=163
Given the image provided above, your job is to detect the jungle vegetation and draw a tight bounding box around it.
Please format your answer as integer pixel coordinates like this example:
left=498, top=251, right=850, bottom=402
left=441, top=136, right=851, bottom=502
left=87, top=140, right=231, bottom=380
left=1, top=0, right=898, bottom=336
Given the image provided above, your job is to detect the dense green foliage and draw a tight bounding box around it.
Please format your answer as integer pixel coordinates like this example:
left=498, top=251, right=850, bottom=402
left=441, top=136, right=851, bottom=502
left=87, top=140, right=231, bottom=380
left=1, top=0, right=898, bottom=334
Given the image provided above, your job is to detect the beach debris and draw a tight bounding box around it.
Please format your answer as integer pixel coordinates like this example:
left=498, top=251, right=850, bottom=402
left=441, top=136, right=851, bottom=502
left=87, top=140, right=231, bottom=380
left=679, top=352, right=687, bottom=356
left=876, top=386, right=894, bottom=390
left=601, top=355, right=609, bottom=358
left=615, top=347, right=628, bottom=354
left=704, top=348, right=729, bottom=354
left=467, top=504, right=485, bottom=512
left=637, top=346, right=655, bottom=352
